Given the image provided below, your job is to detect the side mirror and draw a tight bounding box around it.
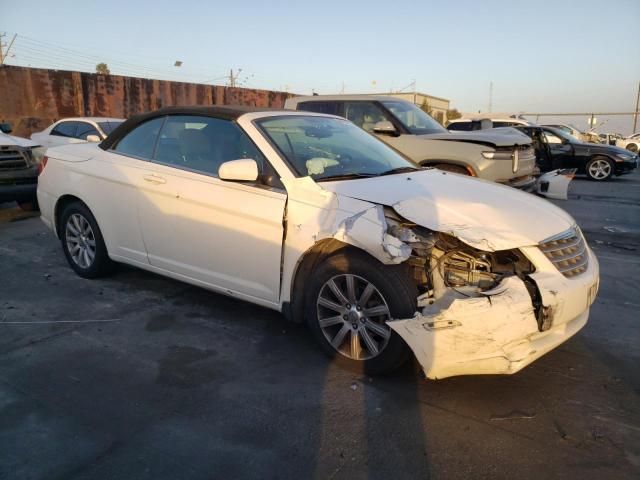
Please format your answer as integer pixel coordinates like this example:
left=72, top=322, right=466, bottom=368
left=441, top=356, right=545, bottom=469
left=0, top=122, right=12, bottom=134
left=219, top=159, right=259, bottom=182
left=86, top=134, right=101, bottom=143
left=372, top=120, right=397, bottom=135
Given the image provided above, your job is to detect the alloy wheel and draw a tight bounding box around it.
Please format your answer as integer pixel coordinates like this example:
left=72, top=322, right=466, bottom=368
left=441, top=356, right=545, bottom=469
left=65, top=213, right=97, bottom=268
left=316, top=274, right=392, bottom=361
left=588, top=159, right=612, bottom=180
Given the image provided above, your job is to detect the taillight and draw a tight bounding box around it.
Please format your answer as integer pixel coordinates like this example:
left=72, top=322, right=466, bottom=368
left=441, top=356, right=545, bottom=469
left=37, top=156, right=48, bottom=175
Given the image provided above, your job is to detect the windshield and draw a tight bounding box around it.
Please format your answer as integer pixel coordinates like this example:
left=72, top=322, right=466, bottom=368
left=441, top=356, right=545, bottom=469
left=256, top=116, right=417, bottom=181
left=98, top=121, right=124, bottom=136
left=381, top=101, right=447, bottom=135
left=545, top=127, right=578, bottom=143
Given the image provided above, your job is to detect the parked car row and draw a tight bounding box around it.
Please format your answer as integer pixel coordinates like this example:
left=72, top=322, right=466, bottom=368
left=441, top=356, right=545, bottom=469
left=35, top=105, right=602, bottom=379
left=447, top=116, right=638, bottom=181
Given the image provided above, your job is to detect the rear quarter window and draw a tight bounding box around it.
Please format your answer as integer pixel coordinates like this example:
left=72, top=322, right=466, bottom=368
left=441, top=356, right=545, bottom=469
left=297, top=101, right=341, bottom=116
left=447, top=122, right=471, bottom=131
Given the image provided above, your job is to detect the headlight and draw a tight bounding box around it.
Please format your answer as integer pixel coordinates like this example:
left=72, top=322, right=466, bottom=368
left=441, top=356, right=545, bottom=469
left=27, top=146, right=47, bottom=165
left=481, top=151, right=495, bottom=159
left=616, top=153, right=633, bottom=161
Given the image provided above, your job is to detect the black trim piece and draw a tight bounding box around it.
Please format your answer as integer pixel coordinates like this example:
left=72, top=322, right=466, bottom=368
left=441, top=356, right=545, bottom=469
left=100, top=105, right=278, bottom=151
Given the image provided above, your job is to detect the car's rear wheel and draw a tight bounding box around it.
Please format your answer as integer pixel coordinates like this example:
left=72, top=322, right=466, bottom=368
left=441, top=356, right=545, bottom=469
left=626, top=143, right=638, bottom=153
left=433, top=163, right=470, bottom=175
left=305, top=251, right=417, bottom=374
left=60, top=202, right=115, bottom=278
left=585, top=156, right=614, bottom=181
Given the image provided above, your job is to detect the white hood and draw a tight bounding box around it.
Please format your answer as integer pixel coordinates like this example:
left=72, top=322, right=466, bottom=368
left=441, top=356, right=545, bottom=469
left=320, top=169, right=574, bottom=251
left=0, top=132, right=39, bottom=148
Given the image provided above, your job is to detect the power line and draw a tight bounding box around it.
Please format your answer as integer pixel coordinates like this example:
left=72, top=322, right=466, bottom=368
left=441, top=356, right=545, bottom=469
left=5, top=32, right=228, bottom=83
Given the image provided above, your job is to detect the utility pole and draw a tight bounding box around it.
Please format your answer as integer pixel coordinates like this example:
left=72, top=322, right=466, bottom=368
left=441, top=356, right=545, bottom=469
left=228, top=68, right=242, bottom=88
left=633, top=80, right=640, bottom=134
left=0, top=33, right=17, bottom=66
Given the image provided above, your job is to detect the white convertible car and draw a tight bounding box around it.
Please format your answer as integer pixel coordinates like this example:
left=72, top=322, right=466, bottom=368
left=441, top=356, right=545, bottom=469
left=37, top=106, right=600, bottom=379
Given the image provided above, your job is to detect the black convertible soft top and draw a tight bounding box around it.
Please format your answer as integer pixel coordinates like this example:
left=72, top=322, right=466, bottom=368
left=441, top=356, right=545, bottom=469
left=99, top=105, right=276, bottom=150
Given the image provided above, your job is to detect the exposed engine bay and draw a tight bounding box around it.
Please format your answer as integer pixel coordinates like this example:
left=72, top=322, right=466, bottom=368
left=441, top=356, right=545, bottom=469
left=384, top=207, right=535, bottom=297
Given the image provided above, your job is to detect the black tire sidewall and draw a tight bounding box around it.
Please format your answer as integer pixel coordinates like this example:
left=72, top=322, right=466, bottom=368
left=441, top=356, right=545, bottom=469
left=60, top=202, right=113, bottom=278
left=586, top=157, right=614, bottom=181
left=304, top=250, right=417, bottom=375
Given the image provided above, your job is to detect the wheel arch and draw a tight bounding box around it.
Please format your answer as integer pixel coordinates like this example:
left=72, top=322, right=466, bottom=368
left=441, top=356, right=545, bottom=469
left=419, top=159, right=476, bottom=176
left=590, top=153, right=616, bottom=162
left=284, top=239, right=383, bottom=323
left=54, top=194, right=90, bottom=239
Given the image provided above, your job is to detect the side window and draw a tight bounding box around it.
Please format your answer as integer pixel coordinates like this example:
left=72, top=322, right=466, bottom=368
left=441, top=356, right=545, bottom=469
left=297, top=102, right=341, bottom=116
left=114, top=117, right=165, bottom=159
left=448, top=122, right=470, bottom=131
left=344, top=102, right=388, bottom=132
left=51, top=121, right=78, bottom=138
left=154, top=115, right=267, bottom=177
left=542, top=131, right=562, bottom=144
left=76, top=122, right=100, bottom=140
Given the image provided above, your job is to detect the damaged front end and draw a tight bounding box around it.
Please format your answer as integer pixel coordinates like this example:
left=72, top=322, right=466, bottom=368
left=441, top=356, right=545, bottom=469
left=380, top=208, right=597, bottom=379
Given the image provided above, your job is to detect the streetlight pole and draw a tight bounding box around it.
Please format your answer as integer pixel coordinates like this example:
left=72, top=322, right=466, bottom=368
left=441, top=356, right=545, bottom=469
left=633, top=81, right=640, bottom=134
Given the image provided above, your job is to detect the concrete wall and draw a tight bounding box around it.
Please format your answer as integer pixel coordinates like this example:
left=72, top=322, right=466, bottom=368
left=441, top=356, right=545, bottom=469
left=0, top=66, right=293, bottom=138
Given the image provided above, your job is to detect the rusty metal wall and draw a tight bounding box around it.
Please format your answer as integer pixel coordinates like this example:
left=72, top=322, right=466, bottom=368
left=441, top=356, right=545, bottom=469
left=0, top=66, right=293, bottom=138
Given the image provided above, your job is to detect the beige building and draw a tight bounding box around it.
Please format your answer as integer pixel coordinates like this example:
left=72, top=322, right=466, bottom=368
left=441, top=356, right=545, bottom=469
left=373, top=92, right=451, bottom=124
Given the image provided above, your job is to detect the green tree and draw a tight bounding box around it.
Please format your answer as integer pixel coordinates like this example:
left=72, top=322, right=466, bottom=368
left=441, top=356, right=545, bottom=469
left=446, top=108, right=462, bottom=121
left=420, top=99, right=433, bottom=116
left=95, top=63, right=110, bottom=75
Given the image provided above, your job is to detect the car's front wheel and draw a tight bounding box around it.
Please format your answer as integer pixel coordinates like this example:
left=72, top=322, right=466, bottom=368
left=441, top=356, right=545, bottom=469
left=60, top=202, right=115, bottom=278
left=305, top=251, right=417, bottom=374
left=585, top=156, right=614, bottom=181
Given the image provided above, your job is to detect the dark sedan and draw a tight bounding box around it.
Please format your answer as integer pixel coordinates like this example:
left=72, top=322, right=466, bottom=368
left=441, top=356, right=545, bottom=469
left=515, top=125, right=638, bottom=181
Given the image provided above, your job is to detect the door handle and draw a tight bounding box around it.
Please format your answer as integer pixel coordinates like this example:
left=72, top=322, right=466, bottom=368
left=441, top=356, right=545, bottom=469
left=143, top=174, right=166, bottom=185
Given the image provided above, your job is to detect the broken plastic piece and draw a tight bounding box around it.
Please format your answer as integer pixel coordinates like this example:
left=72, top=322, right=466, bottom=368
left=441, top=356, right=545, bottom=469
left=536, top=168, right=576, bottom=200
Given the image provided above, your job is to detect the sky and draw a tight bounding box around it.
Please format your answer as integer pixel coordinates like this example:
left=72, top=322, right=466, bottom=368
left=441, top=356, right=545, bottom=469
left=2, top=0, right=639, bottom=133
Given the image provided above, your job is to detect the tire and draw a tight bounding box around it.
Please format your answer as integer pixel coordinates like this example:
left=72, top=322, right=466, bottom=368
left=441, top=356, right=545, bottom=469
left=433, top=163, right=470, bottom=175
left=59, top=202, right=115, bottom=278
left=585, top=156, right=614, bottom=181
left=305, top=250, right=417, bottom=375
left=626, top=143, right=638, bottom=154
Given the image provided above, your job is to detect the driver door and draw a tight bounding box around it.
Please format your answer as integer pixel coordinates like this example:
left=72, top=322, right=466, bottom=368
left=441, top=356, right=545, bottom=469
left=145, top=115, right=287, bottom=304
left=542, top=129, right=573, bottom=170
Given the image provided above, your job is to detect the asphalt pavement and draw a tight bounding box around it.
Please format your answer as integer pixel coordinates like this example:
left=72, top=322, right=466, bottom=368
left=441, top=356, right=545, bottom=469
left=1, top=172, right=639, bottom=480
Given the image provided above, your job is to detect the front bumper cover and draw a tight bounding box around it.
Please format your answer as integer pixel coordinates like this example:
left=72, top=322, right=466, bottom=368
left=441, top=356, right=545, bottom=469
left=388, top=247, right=599, bottom=379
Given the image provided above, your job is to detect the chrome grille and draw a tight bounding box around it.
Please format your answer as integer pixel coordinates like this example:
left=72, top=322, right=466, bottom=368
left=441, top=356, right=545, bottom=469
left=539, top=228, right=589, bottom=278
left=0, top=146, right=29, bottom=170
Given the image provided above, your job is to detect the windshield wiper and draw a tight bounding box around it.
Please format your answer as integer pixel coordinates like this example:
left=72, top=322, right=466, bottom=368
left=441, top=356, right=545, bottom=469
left=316, top=173, right=378, bottom=182
left=377, top=166, right=421, bottom=176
